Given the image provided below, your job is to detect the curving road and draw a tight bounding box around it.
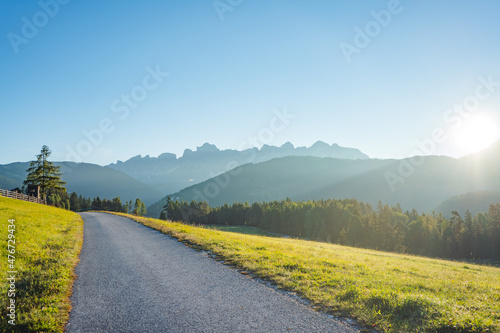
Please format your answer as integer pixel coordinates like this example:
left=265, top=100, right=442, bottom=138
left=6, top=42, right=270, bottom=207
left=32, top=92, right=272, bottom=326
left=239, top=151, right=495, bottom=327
left=66, top=212, right=357, bottom=332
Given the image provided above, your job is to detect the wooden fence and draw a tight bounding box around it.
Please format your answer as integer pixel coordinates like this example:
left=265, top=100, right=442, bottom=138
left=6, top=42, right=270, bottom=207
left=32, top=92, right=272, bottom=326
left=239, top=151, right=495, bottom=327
left=0, top=189, right=46, bottom=205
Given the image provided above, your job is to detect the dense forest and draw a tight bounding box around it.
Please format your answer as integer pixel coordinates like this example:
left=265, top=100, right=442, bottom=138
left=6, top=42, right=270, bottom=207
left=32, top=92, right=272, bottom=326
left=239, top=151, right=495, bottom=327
left=162, top=197, right=500, bottom=260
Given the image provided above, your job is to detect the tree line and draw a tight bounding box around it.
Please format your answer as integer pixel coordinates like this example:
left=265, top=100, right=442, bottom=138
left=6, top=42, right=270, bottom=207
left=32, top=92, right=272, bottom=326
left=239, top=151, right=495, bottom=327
left=162, top=197, right=500, bottom=260
left=68, top=193, right=147, bottom=216
left=10, top=186, right=147, bottom=215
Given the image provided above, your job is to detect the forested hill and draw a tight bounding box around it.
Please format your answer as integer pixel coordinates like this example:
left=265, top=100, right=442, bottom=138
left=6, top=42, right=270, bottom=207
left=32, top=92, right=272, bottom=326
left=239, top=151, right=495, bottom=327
left=434, top=191, right=500, bottom=218
left=0, top=162, right=162, bottom=205
left=148, top=141, right=500, bottom=218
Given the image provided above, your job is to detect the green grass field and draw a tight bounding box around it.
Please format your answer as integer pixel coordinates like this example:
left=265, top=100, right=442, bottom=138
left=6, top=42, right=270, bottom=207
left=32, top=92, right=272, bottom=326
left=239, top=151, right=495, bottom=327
left=203, top=224, right=280, bottom=237
left=120, top=214, right=500, bottom=333
left=0, top=197, right=83, bottom=332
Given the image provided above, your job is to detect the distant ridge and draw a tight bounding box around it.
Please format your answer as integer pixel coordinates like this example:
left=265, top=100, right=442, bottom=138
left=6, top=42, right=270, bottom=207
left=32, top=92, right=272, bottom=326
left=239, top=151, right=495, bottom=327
left=107, top=141, right=369, bottom=195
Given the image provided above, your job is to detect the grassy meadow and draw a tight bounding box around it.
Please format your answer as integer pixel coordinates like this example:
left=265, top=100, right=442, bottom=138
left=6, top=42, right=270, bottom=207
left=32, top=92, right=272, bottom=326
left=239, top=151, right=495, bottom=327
left=0, top=197, right=83, bottom=332
left=120, top=213, right=500, bottom=332
left=204, top=224, right=279, bottom=237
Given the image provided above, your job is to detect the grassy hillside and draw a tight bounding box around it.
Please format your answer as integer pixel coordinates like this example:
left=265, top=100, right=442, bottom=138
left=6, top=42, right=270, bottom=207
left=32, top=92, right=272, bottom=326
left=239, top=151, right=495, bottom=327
left=0, top=197, right=83, bottom=332
left=120, top=214, right=500, bottom=332
left=204, top=225, right=279, bottom=237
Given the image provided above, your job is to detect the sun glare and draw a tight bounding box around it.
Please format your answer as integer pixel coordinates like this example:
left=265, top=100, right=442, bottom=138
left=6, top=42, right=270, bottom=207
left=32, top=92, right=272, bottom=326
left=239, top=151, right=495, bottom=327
left=452, top=114, right=499, bottom=155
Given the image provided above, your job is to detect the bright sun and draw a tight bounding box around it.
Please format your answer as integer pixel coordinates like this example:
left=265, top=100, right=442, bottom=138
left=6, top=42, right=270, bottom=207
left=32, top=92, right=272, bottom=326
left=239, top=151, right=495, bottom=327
left=453, top=114, right=500, bottom=154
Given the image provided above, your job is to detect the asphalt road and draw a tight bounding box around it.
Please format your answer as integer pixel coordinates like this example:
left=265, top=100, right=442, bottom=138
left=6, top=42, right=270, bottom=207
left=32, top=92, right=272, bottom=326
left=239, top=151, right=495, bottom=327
left=66, top=212, right=358, bottom=332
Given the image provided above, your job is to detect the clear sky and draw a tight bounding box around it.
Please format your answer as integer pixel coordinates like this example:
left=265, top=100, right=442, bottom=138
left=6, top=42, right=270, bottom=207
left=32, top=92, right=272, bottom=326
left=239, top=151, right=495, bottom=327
left=1, top=0, right=500, bottom=165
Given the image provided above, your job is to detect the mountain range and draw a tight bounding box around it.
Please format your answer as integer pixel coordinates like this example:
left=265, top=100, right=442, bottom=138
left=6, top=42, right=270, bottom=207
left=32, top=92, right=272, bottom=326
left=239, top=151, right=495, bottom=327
left=147, top=140, right=500, bottom=218
left=106, top=141, right=369, bottom=195
left=0, top=141, right=366, bottom=206
left=2, top=140, right=500, bottom=218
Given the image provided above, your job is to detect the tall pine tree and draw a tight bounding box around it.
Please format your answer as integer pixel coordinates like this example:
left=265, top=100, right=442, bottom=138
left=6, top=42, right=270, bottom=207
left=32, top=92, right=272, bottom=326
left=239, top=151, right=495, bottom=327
left=24, top=145, right=66, bottom=199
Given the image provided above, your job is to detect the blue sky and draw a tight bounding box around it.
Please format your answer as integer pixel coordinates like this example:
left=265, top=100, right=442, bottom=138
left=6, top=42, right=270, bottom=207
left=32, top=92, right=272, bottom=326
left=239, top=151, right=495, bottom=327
left=1, top=0, right=500, bottom=165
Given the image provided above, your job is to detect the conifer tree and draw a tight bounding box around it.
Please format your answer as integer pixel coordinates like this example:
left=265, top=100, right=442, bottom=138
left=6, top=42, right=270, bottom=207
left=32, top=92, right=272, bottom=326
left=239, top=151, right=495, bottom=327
left=133, top=198, right=142, bottom=215
left=140, top=201, right=147, bottom=216
left=70, top=192, right=80, bottom=211
left=24, top=145, right=66, bottom=199
left=162, top=196, right=173, bottom=220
